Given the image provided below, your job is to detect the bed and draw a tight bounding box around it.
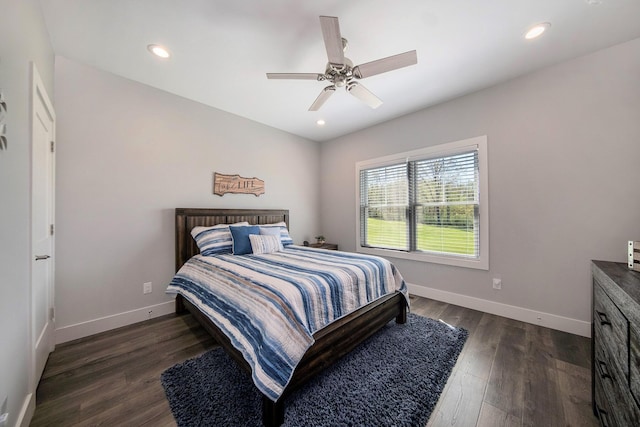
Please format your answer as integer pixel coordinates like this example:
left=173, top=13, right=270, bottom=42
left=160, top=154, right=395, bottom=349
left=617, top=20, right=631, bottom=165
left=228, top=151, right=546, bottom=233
left=170, top=208, right=408, bottom=426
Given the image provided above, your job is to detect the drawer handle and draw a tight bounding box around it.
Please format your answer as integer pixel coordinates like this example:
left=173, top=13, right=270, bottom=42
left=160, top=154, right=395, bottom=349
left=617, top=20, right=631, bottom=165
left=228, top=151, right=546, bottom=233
left=596, top=310, right=611, bottom=326
left=597, top=359, right=613, bottom=380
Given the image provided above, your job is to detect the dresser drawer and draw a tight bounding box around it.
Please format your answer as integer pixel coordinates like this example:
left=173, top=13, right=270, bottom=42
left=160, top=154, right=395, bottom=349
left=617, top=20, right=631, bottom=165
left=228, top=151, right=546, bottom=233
left=593, top=281, right=628, bottom=378
left=594, top=341, right=640, bottom=426
left=594, top=332, right=623, bottom=390
left=594, top=375, right=616, bottom=427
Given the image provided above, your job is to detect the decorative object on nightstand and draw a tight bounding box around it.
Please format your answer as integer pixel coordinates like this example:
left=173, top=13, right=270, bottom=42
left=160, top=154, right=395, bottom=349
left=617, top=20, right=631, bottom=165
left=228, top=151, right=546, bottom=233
left=315, top=235, right=326, bottom=244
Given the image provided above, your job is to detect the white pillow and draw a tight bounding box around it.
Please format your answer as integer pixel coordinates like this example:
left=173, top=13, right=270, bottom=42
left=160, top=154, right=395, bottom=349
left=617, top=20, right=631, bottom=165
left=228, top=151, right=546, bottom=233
left=259, top=222, right=294, bottom=246
left=249, top=234, right=283, bottom=255
left=259, top=227, right=284, bottom=251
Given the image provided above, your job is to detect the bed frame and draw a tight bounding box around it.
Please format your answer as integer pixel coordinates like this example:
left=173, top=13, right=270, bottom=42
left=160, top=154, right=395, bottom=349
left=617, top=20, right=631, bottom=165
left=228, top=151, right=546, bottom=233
left=174, top=208, right=407, bottom=426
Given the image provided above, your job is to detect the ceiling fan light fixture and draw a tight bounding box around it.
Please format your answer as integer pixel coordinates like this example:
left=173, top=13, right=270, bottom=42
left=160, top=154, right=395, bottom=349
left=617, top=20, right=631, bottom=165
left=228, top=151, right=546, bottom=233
left=334, top=75, right=347, bottom=87
left=147, top=44, right=171, bottom=58
left=524, top=22, right=551, bottom=40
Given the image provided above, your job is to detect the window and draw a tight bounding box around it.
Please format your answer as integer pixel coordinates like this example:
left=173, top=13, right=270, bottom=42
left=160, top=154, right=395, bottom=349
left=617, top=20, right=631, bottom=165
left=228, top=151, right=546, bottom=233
left=356, top=136, right=488, bottom=270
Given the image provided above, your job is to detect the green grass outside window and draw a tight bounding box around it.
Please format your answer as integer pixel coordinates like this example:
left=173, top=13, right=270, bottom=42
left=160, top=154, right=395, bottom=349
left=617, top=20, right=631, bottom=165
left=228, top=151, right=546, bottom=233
left=365, top=218, right=475, bottom=255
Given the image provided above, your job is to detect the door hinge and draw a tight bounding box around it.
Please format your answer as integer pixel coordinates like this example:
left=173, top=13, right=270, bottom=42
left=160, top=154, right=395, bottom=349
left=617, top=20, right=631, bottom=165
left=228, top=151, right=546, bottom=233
left=50, top=141, right=55, bottom=152
left=50, top=307, right=55, bottom=320
left=50, top=224, right=54, bottom=236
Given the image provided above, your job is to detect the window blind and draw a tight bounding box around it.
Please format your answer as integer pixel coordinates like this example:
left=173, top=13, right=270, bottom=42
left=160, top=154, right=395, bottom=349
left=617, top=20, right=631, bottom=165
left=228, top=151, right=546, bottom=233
left=359, top=149, right=480, bottom=258
left=411, top=150, right=479, bottom=257
left=359, top=163, right=408, bottom=250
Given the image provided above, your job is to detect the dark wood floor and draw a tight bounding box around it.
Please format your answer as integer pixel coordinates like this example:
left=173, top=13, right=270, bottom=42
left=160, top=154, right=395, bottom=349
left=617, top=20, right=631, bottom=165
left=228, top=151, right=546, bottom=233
left=31, top=295, right=598, bottom=426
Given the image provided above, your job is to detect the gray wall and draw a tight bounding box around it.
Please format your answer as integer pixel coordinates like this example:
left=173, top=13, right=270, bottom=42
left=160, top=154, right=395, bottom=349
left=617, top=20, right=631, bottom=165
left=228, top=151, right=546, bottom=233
left=0, top=0, right=54, bottom=424
left=320, top=38, right=640, bottom=326
left=54, top=57, right=320, bottom=332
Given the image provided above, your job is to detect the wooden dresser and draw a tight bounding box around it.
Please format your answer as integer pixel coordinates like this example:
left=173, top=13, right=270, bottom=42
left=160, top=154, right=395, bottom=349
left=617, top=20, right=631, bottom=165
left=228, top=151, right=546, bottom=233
left=592, top=261, right=640, bottom=426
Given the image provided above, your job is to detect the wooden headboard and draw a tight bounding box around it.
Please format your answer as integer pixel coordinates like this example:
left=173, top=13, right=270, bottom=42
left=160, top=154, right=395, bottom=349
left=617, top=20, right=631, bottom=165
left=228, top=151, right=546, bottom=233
left=175, top=208, right=290, bottom=271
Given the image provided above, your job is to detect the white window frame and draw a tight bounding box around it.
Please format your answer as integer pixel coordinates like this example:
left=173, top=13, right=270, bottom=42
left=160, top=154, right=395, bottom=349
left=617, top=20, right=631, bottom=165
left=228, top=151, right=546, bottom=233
left=355, top=135, right=489, bottom=270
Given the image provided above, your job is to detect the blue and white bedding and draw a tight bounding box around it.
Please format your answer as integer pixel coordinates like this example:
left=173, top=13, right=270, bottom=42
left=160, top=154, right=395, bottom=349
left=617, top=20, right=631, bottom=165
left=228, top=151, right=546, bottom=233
left=166, top=245, right=408, bottom=401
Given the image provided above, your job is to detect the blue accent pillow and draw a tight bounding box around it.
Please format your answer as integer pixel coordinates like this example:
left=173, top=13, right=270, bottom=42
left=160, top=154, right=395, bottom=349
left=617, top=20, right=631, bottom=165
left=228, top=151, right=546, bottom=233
left=229, top=225, right=261, bottom=255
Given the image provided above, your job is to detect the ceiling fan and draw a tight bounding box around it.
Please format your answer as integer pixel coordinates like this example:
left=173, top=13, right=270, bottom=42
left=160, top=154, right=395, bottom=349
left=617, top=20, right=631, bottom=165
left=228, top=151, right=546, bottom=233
left=266, top=16, right=418, bottom=111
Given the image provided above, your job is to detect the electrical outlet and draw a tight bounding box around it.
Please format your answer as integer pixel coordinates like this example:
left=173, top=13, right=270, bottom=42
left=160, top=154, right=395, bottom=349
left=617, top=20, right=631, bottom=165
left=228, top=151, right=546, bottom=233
left=492, top=278, right=502, bottom=290
left=143, top=282, right=152, bottom=294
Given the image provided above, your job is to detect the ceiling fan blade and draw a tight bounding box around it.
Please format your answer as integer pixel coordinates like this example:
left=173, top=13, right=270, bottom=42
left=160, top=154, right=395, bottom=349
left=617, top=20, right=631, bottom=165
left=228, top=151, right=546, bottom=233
left=319, top=16, right=345, bottom=66
left=309, top=86, right=336, bottom=111
left=266, top=73, right=324, bottom=80
left=353, top=50, right=417, bottom=79
left=347, top=82, right=383, bottom=109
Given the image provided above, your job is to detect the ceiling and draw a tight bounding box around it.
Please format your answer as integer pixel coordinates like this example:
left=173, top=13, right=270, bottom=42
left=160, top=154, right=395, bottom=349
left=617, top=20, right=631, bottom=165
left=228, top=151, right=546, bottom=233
left=39, top=0, right=640, bottom=142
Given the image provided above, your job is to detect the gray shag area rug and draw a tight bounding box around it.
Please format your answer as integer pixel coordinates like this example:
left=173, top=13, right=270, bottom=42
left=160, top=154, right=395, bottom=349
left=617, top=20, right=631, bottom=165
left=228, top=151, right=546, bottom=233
left=161, top=313, right=468, bottom=427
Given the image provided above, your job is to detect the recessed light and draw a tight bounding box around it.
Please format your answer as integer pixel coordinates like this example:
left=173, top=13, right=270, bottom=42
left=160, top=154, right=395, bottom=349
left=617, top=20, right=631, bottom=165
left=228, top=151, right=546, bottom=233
left=147, top=44, right=171, bottom=59
left=524, top=22, right=551, bottom=40
left=316, top=119, right=326, bottom=126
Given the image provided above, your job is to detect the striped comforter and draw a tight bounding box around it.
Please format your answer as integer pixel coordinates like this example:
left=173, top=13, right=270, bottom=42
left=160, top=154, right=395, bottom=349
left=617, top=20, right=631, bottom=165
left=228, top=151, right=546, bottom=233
left=166, top=245, right=408, bottom=401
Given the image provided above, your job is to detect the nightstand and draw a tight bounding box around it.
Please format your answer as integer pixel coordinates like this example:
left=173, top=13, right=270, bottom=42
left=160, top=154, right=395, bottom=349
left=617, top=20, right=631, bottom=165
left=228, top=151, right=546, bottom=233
left=309, top=243, right=338, bottom=251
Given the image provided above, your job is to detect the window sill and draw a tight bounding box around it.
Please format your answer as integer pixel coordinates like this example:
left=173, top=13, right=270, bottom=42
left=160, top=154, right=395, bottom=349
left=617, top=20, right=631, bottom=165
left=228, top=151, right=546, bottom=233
left=357, top=246, right=489, bottom=270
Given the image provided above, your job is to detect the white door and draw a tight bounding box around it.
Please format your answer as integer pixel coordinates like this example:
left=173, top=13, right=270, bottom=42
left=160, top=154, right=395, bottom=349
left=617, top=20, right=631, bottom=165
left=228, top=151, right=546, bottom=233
left=31, top=64, right=56, bottom=389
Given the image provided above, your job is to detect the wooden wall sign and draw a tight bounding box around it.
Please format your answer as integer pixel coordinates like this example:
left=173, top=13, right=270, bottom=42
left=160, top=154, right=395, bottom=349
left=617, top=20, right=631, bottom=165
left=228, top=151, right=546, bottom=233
left=213, top=172, right=265, bottom=197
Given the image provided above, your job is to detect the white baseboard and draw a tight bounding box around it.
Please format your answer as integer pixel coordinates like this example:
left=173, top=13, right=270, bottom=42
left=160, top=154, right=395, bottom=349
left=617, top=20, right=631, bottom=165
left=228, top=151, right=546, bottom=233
left=55, top=300, right=175, bottom=344
left=53, top=287, right=590, bottom=343
left=407, top=283, right=591, bottom=337
left=16, top=392, right=34, bottom=427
